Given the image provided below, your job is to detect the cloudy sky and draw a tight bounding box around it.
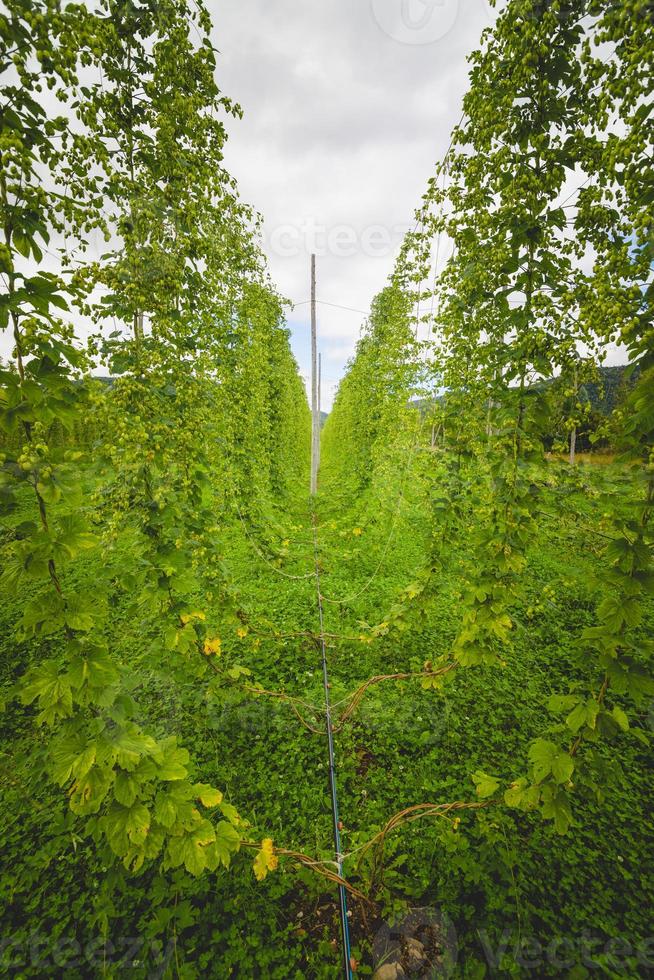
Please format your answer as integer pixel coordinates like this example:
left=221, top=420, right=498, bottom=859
left=210, top=0, right=497, bottom=408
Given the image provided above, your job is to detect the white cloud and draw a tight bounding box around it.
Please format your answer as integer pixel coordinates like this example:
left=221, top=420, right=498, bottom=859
left=210, top=0, right=496, bottom=407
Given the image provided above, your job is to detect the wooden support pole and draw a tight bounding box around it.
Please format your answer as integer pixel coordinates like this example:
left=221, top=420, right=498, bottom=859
left=310, top=254, right=319, bottom=495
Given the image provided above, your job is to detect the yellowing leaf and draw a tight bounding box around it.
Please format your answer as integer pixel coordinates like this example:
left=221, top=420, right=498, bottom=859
left=194, top=783, right=223, bottom=807
left=236, top=627, right=248, bottom=639
left=253, top=838, right=278, bottom=881
left=203, top=637, right=222, bottom=656
left=181, top=611, right=206, bottom=625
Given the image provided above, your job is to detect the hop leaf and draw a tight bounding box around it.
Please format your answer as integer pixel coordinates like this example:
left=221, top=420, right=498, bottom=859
left=203, top=637, right=222, bottom=656
left=194, top=783, right=223, bottom=807
left=181, top=611, right=206, bottom=625
left=253, top=838, right=278, bottom=881
left=472, top=770, right=500, bottom=798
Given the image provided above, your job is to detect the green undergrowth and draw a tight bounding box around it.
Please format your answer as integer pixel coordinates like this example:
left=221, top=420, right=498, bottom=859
left=1, top=459, right=652, bottom=978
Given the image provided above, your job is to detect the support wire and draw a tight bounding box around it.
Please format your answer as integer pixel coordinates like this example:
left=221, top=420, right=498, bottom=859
left=311, top=511, right=353, bottom=979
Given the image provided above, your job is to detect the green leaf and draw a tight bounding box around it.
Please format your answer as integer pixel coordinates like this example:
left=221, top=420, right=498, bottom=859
left=504, top=779, right=540, bottom=811
left=155, top=793, right=178, bottom=829
left=213, top=820, right=240, bottom=868
left=51, top=733, right=87, bottom=785
left=541, top=789, right=573, bottom=835
left=611, top=706, right=629, bottom=732
left=596, top=596, right=621, bottom=630
left=471, top=770, right=500, bottom=799
left=157, top=744, right=190, bottom=781
left=219, top=801, right=241, bottom=826
left=551, top=752, right=574, bottom=785
left=36, top=480, right=62, bottom=505
left=565, top=703, right=588, bottom=734
left=125, top=802, right=150, bottom=846
left=70, top=767, right=112, bottom=815
left=20, top=661, right=73, bottom=725
left=528, top=739, right=558, bottom=783
left=64, top=595, right=101, bottom=632
left=114, top=770, right=139, bottom=807
left=183, top=837, right=207, bottom=877
left=504, top=778, right=529, bottom=808
left=56, top=514, right=98, bottom=558
left=113, top=729, right=159, bottom=771
left=72, top=744, right=97, bottom=780
left=547, top=693, right=578, bottom=714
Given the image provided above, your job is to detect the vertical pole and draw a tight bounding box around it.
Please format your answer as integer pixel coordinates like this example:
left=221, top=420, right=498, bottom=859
left=310, top=254, right=318, bottom=495
left=311, top=515, right=353, bottom=979
left=569, top=424, right=577, bottom=465
left=569, top=366, right=578, bottom=465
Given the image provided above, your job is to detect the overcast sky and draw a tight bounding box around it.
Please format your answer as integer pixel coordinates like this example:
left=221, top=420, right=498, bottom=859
left=210, top=0, right=497, bottom=408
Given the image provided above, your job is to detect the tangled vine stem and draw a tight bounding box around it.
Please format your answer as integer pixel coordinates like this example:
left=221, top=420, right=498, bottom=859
left=238, top=841, right=373, bottom=905
left=239, top=798, right=491, bottom=907
left=333, top=663, right=457, bottom=729
left=349, top=799, right=493, bottom=869
left=249, top=628, right=367, bottom=645
left=243, top=684, right=326, bottom=735
left=203, top=653, right=327, bottom=734
left=214, top=664, right=459, bottom=737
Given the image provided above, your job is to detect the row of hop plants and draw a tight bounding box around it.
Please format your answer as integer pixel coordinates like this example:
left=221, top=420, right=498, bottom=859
left=322, top=0, right=653, bottom=836
left=0, top=0, right=309, bottom=885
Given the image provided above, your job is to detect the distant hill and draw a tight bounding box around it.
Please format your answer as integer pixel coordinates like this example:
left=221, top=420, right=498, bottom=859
left=576, top=364, right=638, bottom=415
left=414, top=365, right=635, bottom=413
left=411, top=365, right=636, bottom=450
